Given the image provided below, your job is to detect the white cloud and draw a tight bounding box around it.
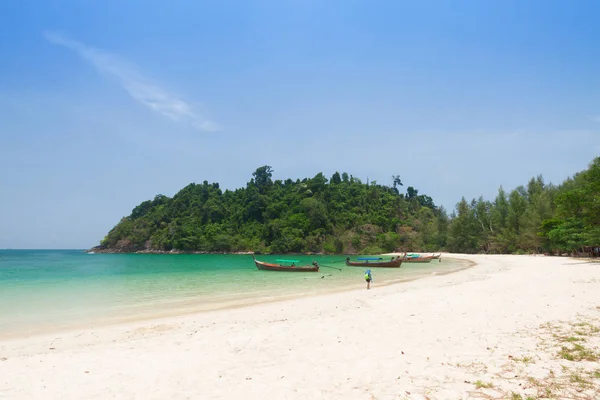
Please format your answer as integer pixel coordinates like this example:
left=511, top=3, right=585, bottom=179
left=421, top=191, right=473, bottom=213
left=43, top=31, right=219, bottom=131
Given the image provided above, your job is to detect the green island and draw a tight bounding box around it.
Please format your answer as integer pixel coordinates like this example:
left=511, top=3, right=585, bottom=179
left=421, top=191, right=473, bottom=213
left=94, top=157, right=599, bottom=255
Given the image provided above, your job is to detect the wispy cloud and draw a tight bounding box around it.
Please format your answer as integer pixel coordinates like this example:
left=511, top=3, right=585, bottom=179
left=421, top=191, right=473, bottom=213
left=43, top=31, right=219, bottom=131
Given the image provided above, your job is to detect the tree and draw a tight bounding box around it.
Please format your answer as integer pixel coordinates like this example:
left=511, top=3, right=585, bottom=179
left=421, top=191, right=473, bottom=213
left=406, top=186, right=418, bottom=200
left=308, top=172, right=328, bottom=194
left=490, top=186, right=509, bottom=252
left=544, top=157, right=600, bottom=251
left=505, top=188, right=528, bottom=251
left=417, top=194, right=436, bottom=209
left=252, top=166, right=274, bottom=193
left=435, top=206, right=450, bottom=249
left=520, top=188, right=553, bottom=251
left=392, top=175, right=403, bottom=194
left=447, top=198, right=480, bottom=253
left=473, top=197, right=493, bottom=252
left=331, top=171, right=342, bottom=184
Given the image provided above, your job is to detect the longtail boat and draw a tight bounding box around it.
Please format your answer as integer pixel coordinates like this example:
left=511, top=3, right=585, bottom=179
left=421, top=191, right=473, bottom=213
left=345, top=254, right=404, bottom=268
left=402, top=253, right=441, bottom=263
left=402, top=256, right=432, bottom=263
left=252, top=254, right=319, bottom=272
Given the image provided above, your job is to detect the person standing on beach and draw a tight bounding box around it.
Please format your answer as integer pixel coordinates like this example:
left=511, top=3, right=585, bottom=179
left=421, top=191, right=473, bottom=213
left=364, top=269, right=372, bottom=289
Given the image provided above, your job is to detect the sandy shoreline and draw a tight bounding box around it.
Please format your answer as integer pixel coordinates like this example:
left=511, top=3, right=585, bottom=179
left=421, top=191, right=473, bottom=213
left=1, top=254, right=599, bottom=399
left=0, top=254, right=473, bottom=341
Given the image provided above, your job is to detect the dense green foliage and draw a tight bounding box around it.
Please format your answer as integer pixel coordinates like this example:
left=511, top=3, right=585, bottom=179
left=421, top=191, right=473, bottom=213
left=99, top=157, right=599, bottom=254
left=100, top=167, right=444, bottom=253
left=446, top=157, right=600, bottom=254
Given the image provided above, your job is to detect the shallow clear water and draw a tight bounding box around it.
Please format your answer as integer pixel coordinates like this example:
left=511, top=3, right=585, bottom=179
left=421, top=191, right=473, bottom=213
left=0, top=250, right=470, bottom=337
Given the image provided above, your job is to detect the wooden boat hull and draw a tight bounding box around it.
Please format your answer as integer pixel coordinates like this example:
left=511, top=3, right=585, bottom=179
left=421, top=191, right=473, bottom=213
left=345, top=257, right=402, bottom=268
left=402, top=253, right=441, bottom=263
left=402, top=257, right=432, bottom=263
left=253, top=258, right=319, bottom=272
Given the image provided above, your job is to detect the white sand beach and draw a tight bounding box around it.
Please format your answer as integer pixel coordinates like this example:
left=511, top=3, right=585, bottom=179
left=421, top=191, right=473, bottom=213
left=1, top=254, right=599, bottom=399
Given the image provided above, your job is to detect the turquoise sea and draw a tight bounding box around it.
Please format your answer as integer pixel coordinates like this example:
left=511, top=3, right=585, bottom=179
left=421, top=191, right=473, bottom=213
left=0, top=250, right=471, bottom=338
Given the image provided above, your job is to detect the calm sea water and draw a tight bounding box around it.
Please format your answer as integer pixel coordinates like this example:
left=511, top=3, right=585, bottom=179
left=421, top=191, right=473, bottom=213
left=0, top=250, right=471, bottom=337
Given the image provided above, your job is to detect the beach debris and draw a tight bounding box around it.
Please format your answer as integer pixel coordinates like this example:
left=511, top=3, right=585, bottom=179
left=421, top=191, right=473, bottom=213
left=49, top=348, right=56, bottom=350
left=269, top=318, right=287, bottom=323
left=0, top=357, right=7, bottom=361
left=84, top=371, right=89, bottom=374
left=245, top=377, right=252, bottom=380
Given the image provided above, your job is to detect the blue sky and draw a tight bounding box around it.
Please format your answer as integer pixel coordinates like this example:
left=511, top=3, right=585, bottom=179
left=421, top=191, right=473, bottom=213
left=1, top=0, right=599, bottom=249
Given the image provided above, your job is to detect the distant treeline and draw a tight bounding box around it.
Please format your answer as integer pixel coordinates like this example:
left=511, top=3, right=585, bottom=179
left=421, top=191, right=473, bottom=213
left=97, top=157, right=599, bottom=255
left=449, top=157, right=599, bottom=254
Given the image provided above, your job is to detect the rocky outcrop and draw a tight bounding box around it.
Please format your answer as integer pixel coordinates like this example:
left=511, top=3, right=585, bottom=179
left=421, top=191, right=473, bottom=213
left=86, top=245, right=256, bottom=255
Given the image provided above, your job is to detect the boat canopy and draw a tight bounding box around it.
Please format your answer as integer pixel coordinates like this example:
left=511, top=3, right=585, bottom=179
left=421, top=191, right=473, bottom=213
left=357, top=257, right=383, bottom=260
left=275, top=259, right=300, bottom=263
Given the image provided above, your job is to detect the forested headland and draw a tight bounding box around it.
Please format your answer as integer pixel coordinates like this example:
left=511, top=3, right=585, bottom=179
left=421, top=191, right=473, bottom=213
left=94, top=157, right=599, bottom=255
